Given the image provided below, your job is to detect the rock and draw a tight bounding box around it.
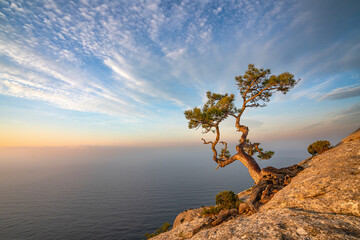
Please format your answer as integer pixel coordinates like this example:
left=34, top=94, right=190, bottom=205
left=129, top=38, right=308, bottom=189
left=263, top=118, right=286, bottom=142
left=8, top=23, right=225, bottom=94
left=238, top=203, right=253, bottom=215
left=173, top=209, right=202, bottom=228
left=192, top=208, right=360, bottom=239
left=262, top=138, right=360, bottom=217
left=154, top=216, right=210, bottom=239
left=247, top=164, right=304, bottom=210
left=153, top=129, right=360, bottom=239
left=210, top=209, right=238, bottom=226
left=339, top=127, right=360, bottom=144
left=237, top=187, right=253, bottom=202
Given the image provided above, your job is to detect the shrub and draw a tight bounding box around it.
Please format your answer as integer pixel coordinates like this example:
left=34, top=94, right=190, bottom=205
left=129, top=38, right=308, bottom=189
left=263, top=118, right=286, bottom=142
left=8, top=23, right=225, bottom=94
left=215, top=190, right=240, bottom=210
left=201, top=205, right=222, bottom=216
left=145, top=222, right=171, bottom=239
left=201, top=190, right=240, bottom=217
left=307, top=140, right=332, bottom=156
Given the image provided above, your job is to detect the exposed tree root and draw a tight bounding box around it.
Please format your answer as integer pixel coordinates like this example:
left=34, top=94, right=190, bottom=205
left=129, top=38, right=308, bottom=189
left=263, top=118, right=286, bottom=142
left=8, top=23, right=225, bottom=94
left=176, top=164, right=304, bottom=239
left=239, top=164, right=304, bottom=215
left=191, top=209, right=238, bottom=237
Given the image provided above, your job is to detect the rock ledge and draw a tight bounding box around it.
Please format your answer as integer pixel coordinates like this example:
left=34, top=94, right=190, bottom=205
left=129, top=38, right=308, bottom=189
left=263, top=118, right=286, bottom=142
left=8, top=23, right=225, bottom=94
left=153, top=129, right=360, bottom=239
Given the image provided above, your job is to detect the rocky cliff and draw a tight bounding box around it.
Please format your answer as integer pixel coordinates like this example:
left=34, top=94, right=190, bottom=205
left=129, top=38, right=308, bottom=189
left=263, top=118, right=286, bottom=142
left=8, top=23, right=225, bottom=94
left=153, top=129, right=360, bottom=239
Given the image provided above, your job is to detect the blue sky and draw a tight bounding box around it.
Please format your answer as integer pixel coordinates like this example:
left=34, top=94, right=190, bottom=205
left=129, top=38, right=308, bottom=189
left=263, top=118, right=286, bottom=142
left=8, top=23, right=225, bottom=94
left=0, top=0, right=359, bottom=146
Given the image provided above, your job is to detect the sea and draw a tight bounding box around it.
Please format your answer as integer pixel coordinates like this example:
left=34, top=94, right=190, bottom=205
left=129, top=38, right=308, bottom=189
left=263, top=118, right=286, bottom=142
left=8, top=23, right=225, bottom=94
left=0, top=144, right=308, bottom=240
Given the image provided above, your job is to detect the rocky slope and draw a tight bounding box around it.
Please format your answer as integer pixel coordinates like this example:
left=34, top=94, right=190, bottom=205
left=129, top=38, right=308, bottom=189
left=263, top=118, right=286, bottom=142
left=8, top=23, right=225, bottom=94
left=153, top=129, right=360, bottom=239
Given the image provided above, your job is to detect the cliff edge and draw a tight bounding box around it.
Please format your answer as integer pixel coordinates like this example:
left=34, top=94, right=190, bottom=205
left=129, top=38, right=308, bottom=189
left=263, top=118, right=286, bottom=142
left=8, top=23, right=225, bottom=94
left=154, top=129, right=360, bottom=239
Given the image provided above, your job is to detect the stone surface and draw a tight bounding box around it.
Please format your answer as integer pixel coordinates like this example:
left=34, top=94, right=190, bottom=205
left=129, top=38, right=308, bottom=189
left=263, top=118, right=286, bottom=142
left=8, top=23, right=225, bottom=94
left=153, top=129, right=360, bottom=239
left=263, top=139, right=360, bottom=217
left=237, top=187, right=253, bottom=202
left=340, top=128, right=360, bottom=144
left=192, top=208, right=360, bottom=240
left=173, top=209, right=202, bottom=228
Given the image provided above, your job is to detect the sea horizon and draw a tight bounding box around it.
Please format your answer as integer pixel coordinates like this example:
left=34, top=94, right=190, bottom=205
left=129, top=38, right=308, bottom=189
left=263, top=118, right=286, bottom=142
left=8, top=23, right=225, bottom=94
left=0, top=143, right=311, bottom=240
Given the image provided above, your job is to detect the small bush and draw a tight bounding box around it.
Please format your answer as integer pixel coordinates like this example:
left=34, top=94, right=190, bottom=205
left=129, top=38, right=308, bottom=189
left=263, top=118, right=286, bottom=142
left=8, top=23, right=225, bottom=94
left=201, top=205, right=222, bottom=216
left=145, top=222, right=171, bottom=239
left=215, top=190, right=240, bottom=210
left=201, top=190, right=240, bottom=216
left=307, top=140, right=332, bottom=156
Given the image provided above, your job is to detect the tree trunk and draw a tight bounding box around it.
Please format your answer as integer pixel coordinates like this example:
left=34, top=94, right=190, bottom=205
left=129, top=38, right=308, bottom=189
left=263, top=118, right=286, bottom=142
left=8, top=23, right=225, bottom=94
left=236, top=148, right=262, bottom=184
left=216, top=143, right=262, bottom=183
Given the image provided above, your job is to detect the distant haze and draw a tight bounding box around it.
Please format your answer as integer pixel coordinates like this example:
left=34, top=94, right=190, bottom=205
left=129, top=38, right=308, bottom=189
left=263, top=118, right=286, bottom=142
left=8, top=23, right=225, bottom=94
left=0, top=145, right=307, bottom=239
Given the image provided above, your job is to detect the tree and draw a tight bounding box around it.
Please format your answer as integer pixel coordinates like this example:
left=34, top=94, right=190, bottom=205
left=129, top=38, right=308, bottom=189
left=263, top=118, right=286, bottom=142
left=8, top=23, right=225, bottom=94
left=185, top=64, right=299, bottom=184
left=307, top=140, right=332, bottom=156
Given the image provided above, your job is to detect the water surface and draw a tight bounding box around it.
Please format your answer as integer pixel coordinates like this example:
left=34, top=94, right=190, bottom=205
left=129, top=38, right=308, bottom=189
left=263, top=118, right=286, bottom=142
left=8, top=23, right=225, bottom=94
left=0, top=145, right=307, bottom=240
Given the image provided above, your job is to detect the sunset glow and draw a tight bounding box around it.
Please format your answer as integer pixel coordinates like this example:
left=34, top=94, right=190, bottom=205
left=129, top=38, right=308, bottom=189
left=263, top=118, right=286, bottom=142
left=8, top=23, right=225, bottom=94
left=0, top=0, right=359, bottom=147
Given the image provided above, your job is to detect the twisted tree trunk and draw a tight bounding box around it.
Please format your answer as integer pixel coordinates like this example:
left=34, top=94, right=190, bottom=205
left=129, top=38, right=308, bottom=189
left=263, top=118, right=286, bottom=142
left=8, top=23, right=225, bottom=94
left=236, top=149, right=262, bottom=183
left=216, top=112, right=263, bottom=184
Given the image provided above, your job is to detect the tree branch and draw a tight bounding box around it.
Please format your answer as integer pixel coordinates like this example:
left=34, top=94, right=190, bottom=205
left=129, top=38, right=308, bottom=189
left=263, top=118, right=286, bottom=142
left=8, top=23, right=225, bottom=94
left=244, top=84, right=276, bottom=105
left=242, top=78, right=258, bottom=100
left=253, top=143, right=273, bottom=160
left=201, top=138, right=213, bottom=145
left=219, top=141, right=228, bottom=160
left=216, top=154, right=238, bottom=169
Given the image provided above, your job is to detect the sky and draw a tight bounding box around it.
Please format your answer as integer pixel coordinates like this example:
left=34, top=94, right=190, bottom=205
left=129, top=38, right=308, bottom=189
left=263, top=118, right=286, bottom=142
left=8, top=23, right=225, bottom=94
left=0, top=0, right=359, bottom=147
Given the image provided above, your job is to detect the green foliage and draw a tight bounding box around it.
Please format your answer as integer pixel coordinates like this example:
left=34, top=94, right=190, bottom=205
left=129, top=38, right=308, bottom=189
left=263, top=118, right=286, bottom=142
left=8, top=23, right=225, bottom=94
left=219, top=148, right=231, bottom=159
left=145, top=222, right=171, bottom=239
left=185, top=65, right=298, bottom=132
left=307, top=140, right=332, bottom=156
left=184, top=91, right=237, bottom=132
left=215, top=190, right=240, bottom=210
left=243, top=139, right=275, bottom=160
left=257, top=150, right=274, bottom=160
left=201, top=205, right=222, bottom=216
left=201, top=190, right=240, bottom=216
left=236, top=64, right=298, bottom=108
left=184, top=64, right=299, bottom=177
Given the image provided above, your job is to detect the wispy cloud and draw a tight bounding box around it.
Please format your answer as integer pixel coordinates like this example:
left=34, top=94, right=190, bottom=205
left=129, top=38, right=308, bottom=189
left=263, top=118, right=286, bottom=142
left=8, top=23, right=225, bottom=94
left=0, top=0, right=192, bottom=119
left=0, top=0, right=359, bottom=131
left=289, top=79, right=334, bottom=101
left=321, top=85, right=360, bottom=100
